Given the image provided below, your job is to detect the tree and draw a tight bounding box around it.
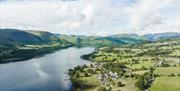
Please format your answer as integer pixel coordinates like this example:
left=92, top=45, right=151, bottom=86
left=75, top=73, right=80, bottom=78
left=169, top=73, right=175, bottom=77
left=97, top=86, right=106, bottom=91
left=117, top=81, right=124, bottom=87
left=82, top=64, right=88, bottom=69
left=73, top=82, right=80, bottom=89
left=74, top=65, right=81, bottom=71
left=135, top=76, right=149, bottom=90
left=84, top=71, right=89, bottom=77
left=68, top=70, right=75, bottom=76
left=177, top=73, right=180, bottom=76
left=161, top=63, right=170, bottom=67
left=90, top=63, right=93, bottom=67
left=87, top=69, right=93, bottom=74
left=149, top=67, right=154, bottom=74
left=135, top=77, right=145, bottom=90
left=80, top=67, right=84, bottom=72
left=141, top=66, right=148, bottom=70
left=132, top=59, right=139, bottom=64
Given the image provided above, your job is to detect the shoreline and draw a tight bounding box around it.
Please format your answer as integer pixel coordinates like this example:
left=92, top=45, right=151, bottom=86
left=0, top=45, right=74, bottom=64
left=68, top=50, right=101, bottom=91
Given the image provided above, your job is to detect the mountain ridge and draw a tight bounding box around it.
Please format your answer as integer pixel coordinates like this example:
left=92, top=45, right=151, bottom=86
left=0, top=29, right=180, bottom=47
left=0, top=29, right=67, bottom=46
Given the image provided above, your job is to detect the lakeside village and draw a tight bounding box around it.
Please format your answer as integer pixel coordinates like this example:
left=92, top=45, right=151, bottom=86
left=68, top=62, right=121, bottom=89
left=68, top=61, right=158, bottom=91
left=67, top=39, right=180, bottom=91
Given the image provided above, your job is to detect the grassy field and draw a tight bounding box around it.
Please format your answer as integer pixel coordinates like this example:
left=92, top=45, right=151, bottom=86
left=126, top=61, right=155, bottom=70
left=150, top=77, right=180, bottom=91
left=112, top=78, right=136, bottom=91
left=132, top=70, right=149, bottom=75
left=154, top=67, right=180, bottom=76
left=70, top=39, right=180, bottom=91
left=169, top=50, right=180, bottom=57
left=71, top=75, right=103, bottom=91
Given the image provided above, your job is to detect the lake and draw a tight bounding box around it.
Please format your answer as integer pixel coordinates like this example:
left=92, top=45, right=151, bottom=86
left=0, top=47, right=94, bottom=91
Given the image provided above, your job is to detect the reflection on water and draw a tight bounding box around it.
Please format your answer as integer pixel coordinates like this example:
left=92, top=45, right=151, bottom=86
left=0, top=47, right=94, bottom=91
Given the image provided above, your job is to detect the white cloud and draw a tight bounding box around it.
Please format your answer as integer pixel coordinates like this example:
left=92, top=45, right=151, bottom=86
left=0, top=0, right=179, bottom=35
left=127, top=0, right=180, bottom=34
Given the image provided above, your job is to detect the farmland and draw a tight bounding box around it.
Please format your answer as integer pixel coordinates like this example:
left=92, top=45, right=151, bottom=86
left=70, top=38, right=180, bottom=91
left=150, top=77, right=180, bottom=91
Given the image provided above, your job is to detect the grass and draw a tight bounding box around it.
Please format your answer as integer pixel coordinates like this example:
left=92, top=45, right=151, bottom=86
left=164, top=61, right=179, bottom=66
left=126, top=61, right=155, bottom=70
left=154, top=67, right=180, bottom=76
left=132, top=70, right=149, bottom=75
left=169, top=50, right=180, bottom=57
left=162, top=57, right=180, bottom=64
left=150, top=77, right=180, bottom=91
left=112, top=78, right=136, bottom=91
left=94, top=53, right=118, bottom=62
left=72, top=75, right=103, bottom=91
left=70, top=39, right=180, bottom=91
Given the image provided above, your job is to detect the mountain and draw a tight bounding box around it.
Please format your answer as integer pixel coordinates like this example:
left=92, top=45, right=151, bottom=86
left=110, top=34, right=146, bottom=40
left=0, top=29, right=42, bottom=45
left=1, top=29, right=179, bottom=47
left=59, top=32, right=180, bottom=47
left=27, top=30, right=60, bottom=42
left=0, top=29, right=74, bottom=63
left=59, top=34, right=147, bottom=47
left=107, top=34, right=147, bottom=44
left=144, top=32, right=180, bottom=41
left=0, top=29, right=68, bottom=46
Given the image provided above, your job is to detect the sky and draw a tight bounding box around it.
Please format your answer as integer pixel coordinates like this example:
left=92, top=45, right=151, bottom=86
left=0, top=0, right=180, bottom=35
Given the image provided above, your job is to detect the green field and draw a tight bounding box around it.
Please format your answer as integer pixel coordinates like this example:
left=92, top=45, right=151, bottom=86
left=132, top=70, right=149, bottom=75
left=154, top=67, right=180, bottom=76
left=150, top=77, right=180, bottom=91
left=71, top=75, right=103, bottom=91
left=70, top=38, right=180, bottom=91
left=113, top=78, right=137, bottom=91
left=126, top=61, right=155, bottom=70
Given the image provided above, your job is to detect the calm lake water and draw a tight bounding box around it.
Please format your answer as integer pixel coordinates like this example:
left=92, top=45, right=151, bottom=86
left=0, top=47, right=94, bottom=91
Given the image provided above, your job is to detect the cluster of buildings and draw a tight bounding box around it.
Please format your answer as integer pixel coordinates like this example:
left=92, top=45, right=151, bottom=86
left=98, top=71, right=118, bottom=87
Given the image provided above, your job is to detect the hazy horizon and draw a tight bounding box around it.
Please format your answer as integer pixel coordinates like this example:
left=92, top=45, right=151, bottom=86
left=1, top=28, right=180, bottom=37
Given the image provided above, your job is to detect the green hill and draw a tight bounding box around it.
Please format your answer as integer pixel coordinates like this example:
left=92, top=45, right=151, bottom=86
left=0, top=29, right=42, bottom=45
left=59, top=34, right=148, bottom=47
left=27, top=30, right=60, bottom=43
left=0, top=29, right=73, bottom=63
left=1, top=29, right=179, bottom=48
left=0, top=29, right=69, bottom=46
left=58, top=33, right=180, bottom=47
left=144, top=32, right=180, bottom=41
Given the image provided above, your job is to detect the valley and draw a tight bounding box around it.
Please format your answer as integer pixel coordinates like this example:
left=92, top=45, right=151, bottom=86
left=1, top=0, right=179, bottom=91
left=69, top=38, right=180, bottom=91
left=0, top=29, right=180, bottom=91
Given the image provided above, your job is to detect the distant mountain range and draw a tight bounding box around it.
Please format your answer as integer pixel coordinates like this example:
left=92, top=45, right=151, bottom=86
left=0, top=29, right=180, bottom=47
left=58, top=32, right=180, bottom=47
left=144, top=32, right=180, bottom=41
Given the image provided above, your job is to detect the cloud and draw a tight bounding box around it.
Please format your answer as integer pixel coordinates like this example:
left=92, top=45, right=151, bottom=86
left=127, top=0, right=180, bottom=34
left=0, top=0, right=179, bottom=35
